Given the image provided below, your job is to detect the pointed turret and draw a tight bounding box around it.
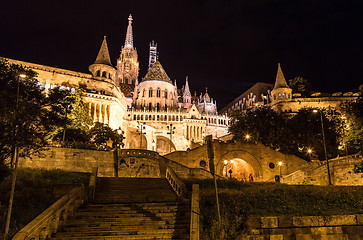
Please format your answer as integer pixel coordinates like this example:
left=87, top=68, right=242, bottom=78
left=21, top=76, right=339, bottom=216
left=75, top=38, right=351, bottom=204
left=94, top=36, right=112, bottom=66
left=273, top=63, right=290, bottom=90
left=183, top=76, right=192, bottom=108
left=183, top=76, right=191, bottom=97
left=124, top=14, right=134, bottom=49
left=271, top=63, right=292, bottom=102
left=89, top=36, right=116, bottom=80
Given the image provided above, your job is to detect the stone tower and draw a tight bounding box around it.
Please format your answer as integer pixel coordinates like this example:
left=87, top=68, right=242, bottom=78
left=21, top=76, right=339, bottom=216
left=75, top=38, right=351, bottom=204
left=148, top=40, right=157, bottom=70
left=116, top=14, right=140, bottom=96
left=89, top=36, right=116, bottom=82
left=270, top=63, right=292, bottom=102
left=182, top=76, right=192, bottom=108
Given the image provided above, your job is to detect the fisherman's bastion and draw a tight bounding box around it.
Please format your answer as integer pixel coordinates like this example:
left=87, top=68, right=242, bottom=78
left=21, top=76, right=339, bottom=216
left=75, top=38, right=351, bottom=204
left=2, top=15, right=362, bottom=186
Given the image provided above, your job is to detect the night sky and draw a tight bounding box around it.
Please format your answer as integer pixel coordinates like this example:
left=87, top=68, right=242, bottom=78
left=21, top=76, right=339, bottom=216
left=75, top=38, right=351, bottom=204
left=1, top=0, right=362, bottom=109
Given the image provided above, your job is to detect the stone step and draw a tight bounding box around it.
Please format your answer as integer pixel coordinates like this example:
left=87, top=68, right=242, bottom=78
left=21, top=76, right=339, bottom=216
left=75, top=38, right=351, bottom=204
left=59, top=224, right=189, bottom=233
left=73, top=212, right=187, bottom=219
left=55, top=228, right=188, bottom=237
left=65, top=218, right=190, bottom=227
left=51, top=233, right=190, bottom=240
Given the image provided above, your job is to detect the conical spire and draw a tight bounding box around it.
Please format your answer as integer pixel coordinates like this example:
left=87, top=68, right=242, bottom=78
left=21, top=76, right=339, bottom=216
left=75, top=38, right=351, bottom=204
left=124, top=14, right=134, bottom=49
left=183, top=76, right=191, bottom=96
left=94, top=36, right=112, bottom=66
left=273, top=63, right=290, bottom=90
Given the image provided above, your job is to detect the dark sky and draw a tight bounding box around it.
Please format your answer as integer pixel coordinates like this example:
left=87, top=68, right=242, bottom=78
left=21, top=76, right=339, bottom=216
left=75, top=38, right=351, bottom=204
left=1, top=0, right=362, bottom=109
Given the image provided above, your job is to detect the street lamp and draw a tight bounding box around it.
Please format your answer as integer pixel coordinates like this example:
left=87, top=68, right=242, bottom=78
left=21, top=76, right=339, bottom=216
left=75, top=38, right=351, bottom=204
left=223, top=160, right=234, bottom=178
left=167, top=123, right=176, bottom=153
left=313, top=109, right=332, bottom=185
left=137, top=122, right=146, bottom=149
left=278, top=161, right=282, bottom=177
left=245, top=134, right=250, bottom=140
left=307, top=148, right=313, bottom=161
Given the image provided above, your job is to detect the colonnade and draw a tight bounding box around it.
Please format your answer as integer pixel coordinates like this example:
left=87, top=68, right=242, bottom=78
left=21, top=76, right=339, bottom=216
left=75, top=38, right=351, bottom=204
left=89, top=102, right=110, bottom=125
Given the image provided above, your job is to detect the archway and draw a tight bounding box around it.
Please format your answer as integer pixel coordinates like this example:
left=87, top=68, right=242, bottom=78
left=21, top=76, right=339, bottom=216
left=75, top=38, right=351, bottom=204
left=126, top=129, right=147, bottom=150
left=156, top=136, right=176, bottom=155
left=217, top=150, right=263, bottom=181
left=222, top=158, right=255, bottom=181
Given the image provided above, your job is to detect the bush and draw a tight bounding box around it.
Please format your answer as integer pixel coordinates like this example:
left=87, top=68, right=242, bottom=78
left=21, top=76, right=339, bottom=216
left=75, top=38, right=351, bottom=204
left=185, top=179, right=363, bottom=240
left=0, top=168, right=90, bottom=239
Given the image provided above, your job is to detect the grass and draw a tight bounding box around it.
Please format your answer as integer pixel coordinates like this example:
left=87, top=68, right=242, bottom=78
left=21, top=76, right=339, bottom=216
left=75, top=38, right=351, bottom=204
left=0, top=168, right=90, bottom=239
left=185, top=179, right=363, bottom=240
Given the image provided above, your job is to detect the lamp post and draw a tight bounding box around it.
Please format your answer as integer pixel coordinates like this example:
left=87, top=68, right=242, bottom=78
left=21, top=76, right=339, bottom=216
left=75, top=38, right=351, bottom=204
left=307, top=148, right=312, bottom=161
left=4, top=74, right=26, bottom=240
left=223, top=160, right=234, bottom=178
left=167, top=123, right=175, bottom=153
left=313, top=109, right=332, bottom=185
left=137, top=122, right=146, bottom=149
left=278, top=161, right=282, bottom=177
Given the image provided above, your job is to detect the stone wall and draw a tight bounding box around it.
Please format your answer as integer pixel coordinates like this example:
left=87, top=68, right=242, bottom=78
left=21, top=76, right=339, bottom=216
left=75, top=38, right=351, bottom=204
left=240, top=214, right=363, bottom=239
left=282, top=154, right=363, bottom=186
left=18, top=147, right=115, bottom=177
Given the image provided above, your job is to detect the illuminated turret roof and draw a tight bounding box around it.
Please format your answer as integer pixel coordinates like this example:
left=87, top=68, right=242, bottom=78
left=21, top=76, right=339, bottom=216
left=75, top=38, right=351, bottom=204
left=142, top=61, right=172, bottom=84
left=273, top=63, right=290, bottom=90
left=94, top=36, right=112, bottom=66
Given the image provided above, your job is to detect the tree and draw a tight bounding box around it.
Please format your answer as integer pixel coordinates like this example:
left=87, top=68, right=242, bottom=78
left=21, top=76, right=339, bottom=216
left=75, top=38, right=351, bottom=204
left=228, top=106, right=342, bottom=161
left=0, top=59, right=85, bottom=179
left=228, top=106, right=292, bottom=153
left=339, top=96, right=363, bottom=153
left=288, top=77, right=312, bottom=96
left=89, top=122, right=125, bottom=150
left=289, top=108, right=341, bottom=160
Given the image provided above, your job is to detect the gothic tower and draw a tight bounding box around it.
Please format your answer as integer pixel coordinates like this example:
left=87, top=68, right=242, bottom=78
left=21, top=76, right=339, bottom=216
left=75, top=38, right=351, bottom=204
left=116, top=14, right=139, bottom=97
left=148, top=40, right=157, bottom=70
left=182, top=76, right=192, bottom=108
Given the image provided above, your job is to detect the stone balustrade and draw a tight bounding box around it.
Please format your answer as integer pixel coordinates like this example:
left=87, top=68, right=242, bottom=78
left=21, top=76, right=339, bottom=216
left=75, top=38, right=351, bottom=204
left=12, top=184, right=85, bottom=240
left=165, top=166, right=186, bottom=198
left=118, top=149, right=160, bottom=159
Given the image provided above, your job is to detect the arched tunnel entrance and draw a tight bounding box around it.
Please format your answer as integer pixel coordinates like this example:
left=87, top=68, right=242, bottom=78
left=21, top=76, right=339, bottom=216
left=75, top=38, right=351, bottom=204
left=222, top=158, right=255, bottom=181
left=217, top=150, right=263, bottom=181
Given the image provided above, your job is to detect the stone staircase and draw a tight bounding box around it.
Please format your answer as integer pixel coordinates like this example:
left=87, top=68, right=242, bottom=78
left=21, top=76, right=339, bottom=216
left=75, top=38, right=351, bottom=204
left=51, top=177, right=190, bottom=240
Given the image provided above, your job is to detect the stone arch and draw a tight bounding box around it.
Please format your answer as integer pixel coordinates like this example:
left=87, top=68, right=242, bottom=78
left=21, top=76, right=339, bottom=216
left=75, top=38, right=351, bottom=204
left=156, top=136, right=176, bottom=155
left=127, top=129, right=147, bottom=150
left=217, top=150, right=263, bottom=181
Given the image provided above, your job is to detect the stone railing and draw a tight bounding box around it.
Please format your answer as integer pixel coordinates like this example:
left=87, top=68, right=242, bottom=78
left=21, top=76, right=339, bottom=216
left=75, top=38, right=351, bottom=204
left=190, top=184, right=200, bottom=240
left=165, top=166, right=186, bottom=198
left=12, top=184, right=85, bottom=240
left=118, top=149, right=160, bottom=159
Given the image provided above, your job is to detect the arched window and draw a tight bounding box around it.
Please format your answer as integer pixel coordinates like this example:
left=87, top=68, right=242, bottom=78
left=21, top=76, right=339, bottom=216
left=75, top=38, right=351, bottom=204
left=157, top=88, right=161, bottom=98
left=142, top=89, right=145, bottom=97
left=96, top=70, right=100, bottom=77
left=149, top=103, right=152, bottom=111
left=157, top=103, right=160, bottom=112
left=283, top=93, right=286, bottom=98
left=164, top=90, right=168, bottom=99
left=149, top=88, right=153, bottom=97
left=102, top=71, right=107, bottom=77
left=278, top=93, right=281, bottom=99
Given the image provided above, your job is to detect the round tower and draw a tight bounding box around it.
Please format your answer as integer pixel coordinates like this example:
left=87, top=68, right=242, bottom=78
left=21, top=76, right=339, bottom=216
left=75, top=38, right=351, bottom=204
left=270, top=63, right=292, bottom=102
left=89, top=36, right=116, bottom=82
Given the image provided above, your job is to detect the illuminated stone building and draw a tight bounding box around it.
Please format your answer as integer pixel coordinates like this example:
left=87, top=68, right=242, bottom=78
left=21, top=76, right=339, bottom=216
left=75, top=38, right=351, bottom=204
left=3, top=14, right=229, bottom=155
left=220, top=63, right=361, bottom=115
